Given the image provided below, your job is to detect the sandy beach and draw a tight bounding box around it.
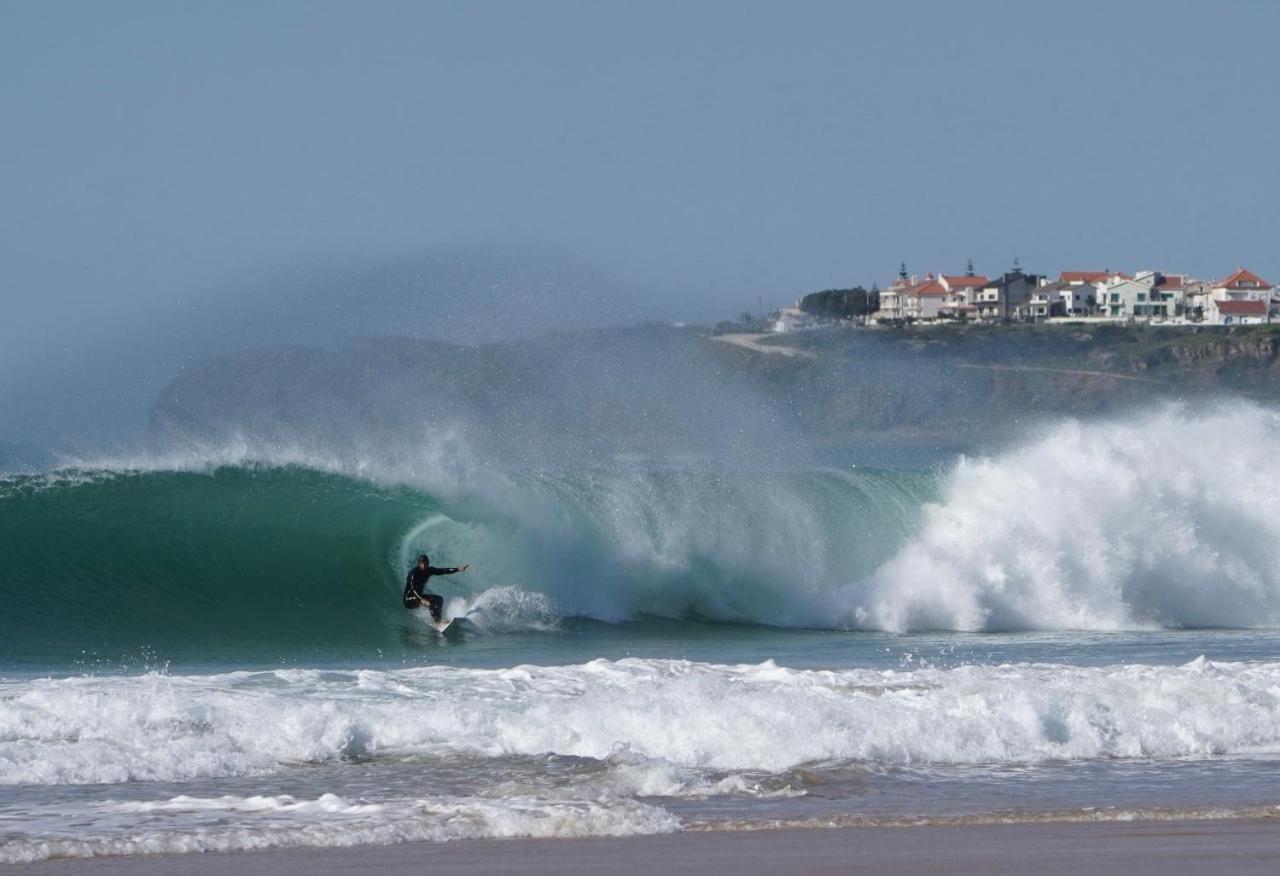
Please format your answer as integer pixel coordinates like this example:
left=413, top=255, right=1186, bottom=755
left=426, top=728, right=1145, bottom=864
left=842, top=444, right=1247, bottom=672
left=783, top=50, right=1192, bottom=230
left=711, top=332, right=817, bottom=358
left=15, top=818, right=1280, bottom=876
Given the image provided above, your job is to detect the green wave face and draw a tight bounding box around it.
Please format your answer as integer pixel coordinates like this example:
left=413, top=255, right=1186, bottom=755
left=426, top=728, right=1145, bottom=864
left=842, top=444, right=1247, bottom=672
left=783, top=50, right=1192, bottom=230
left=0, top=467, right=436, bottom=666
left=0, top=464, right=938, bottom=668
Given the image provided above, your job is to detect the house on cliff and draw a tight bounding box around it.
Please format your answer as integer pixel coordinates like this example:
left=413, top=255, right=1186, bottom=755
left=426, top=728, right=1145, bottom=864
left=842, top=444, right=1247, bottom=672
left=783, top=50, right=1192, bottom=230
left=976, top=265, right=1042, bottom=322
left=902, top=276, right=948, bottom=320
left=1208, top=268, right=1273, bottom=324
left=939, top=273, right=989, bottom=318
left=878, top=263, right=913, bottom=320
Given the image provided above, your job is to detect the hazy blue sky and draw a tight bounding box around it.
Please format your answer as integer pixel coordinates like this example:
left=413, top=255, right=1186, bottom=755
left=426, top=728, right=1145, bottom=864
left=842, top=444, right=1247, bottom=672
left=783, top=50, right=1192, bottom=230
left=4, top=1, right=1280, bottom=446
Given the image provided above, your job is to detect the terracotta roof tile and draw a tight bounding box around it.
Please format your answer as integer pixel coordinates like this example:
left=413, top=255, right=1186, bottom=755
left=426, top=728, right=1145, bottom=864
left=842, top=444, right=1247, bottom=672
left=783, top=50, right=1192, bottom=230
left=1215, top=299, right=1268, bottom=315
left=905, top=280, right=948, bottom=297
left=1218, top=268, right=1273, bottom=289
left=942, top=275, right=990, bottom=288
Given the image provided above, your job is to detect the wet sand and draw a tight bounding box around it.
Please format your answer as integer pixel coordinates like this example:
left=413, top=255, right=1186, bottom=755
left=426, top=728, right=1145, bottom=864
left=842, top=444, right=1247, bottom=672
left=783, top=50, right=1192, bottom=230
left=15, top=818, right=1280, bottom=875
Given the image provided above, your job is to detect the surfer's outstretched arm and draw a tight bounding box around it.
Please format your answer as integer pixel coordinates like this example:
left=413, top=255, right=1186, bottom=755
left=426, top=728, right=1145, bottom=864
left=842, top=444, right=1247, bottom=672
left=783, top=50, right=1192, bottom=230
left=428, top=564, right=469, bottom=575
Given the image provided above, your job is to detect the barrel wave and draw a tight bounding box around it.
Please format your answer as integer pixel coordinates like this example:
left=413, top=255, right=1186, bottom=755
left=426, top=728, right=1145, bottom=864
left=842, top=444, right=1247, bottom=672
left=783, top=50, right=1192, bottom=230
left=0, top=462, right=934, bottom=665
left=0, top=467, right=437, bottom=665
left=4, top=402, right=1279, bottom=666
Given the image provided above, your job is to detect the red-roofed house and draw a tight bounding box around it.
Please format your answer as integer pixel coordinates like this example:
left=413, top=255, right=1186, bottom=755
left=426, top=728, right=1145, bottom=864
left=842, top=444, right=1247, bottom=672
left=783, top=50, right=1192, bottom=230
left=1210, top=267, right=1273, bottom=324
left=939, top=274, right=990, bottom=316
left=903, top=278, right=948, bottom=320
left=1212, top=299, right=1269, bottom=325
left=941, top=275, right=989, bottom=290
left=1059, top=270, right=1112, bottom=285
left=1215, top=268, right=1272, bottom=298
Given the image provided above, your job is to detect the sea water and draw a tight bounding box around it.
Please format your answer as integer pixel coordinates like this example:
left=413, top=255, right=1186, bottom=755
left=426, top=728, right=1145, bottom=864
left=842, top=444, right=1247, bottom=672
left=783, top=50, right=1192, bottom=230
left=3, top=403, right=1280, bottom=864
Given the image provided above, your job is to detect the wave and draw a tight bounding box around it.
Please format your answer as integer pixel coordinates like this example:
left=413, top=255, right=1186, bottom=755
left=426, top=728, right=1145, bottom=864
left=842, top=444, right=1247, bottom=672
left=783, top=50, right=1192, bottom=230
left=844, top=402, right=1280, bottom=631
left=8, top=796, right=1280, bottom=865
left=0, top=466, right=430, bottom=664
left=0, top=792, right=679, bottom=864
left=0, top=460, right=932, bottom=662
left=2, top=402, right=1278, bottom=657
left=4, top=656, right=1279, bottom=787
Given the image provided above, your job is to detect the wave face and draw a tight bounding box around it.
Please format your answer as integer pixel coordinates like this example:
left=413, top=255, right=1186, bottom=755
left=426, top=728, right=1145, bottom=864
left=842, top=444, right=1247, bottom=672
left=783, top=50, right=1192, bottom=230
left=0, top=467, right=433, bottom=664
left=0, top=462, right=932, bottom=663
left=3, top=402, right=1279, bottom=662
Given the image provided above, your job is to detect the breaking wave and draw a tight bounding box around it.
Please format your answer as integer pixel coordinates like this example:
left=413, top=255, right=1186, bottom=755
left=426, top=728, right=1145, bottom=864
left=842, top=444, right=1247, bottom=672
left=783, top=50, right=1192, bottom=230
left=2, top=402, right=1279, bottom=662
left=5, top=656, right=1280, bottom=787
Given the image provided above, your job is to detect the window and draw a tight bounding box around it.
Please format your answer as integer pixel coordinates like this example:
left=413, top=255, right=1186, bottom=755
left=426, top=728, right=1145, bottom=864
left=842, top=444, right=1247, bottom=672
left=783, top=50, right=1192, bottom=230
left=1110, top=293, right=1119, bottom=303
left=1137, top=293, right=1146, bottom=302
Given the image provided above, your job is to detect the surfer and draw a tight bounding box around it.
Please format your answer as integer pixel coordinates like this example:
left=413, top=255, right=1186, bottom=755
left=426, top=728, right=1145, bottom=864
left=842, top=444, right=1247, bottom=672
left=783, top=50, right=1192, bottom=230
left=403, top=554, right=469, bottom=621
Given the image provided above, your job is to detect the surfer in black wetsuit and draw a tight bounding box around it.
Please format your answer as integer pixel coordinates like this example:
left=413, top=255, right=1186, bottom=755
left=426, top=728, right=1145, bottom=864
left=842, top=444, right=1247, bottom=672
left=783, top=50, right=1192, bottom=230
left=403, top=554, right=469, bottom=621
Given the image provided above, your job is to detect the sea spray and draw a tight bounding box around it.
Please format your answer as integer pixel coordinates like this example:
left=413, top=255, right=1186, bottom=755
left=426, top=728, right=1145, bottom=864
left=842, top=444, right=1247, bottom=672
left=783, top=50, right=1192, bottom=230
left=847, top=402, right=1280, bottom=631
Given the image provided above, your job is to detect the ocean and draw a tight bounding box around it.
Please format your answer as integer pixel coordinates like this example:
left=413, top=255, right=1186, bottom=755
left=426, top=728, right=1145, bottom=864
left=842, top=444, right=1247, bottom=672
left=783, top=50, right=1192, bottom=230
left=3, top=402, right=1280, bottom=864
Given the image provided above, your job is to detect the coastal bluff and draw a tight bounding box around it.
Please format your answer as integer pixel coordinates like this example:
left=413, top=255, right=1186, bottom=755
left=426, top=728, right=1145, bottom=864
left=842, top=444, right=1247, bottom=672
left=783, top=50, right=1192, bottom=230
left=707, top=323, right=1280, bottom=452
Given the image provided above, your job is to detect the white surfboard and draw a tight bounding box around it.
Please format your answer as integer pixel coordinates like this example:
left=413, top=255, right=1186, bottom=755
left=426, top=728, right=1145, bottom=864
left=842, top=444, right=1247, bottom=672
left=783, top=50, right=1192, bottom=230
left=430, top=617, right=454, bottom=634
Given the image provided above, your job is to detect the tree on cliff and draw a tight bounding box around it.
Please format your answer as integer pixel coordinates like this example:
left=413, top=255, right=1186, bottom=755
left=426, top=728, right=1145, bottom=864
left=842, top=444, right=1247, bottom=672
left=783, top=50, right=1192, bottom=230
left=799, top=287, right=874, bottom=319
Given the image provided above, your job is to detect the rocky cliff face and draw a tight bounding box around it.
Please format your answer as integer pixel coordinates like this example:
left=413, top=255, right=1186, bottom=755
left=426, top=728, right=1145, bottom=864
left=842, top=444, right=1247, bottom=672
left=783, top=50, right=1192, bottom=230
left=1091, top=330, right=1279, bottom=374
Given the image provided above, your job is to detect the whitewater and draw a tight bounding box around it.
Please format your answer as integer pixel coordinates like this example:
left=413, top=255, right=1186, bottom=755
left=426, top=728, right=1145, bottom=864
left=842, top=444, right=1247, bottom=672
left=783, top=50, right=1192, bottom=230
left=4, top=402, right=1280, bottom=863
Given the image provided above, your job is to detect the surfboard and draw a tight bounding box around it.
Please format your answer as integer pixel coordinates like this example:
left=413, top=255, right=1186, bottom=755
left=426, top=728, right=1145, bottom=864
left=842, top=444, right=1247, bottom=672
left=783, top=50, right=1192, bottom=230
left=430, top=617, right=454, bottom=634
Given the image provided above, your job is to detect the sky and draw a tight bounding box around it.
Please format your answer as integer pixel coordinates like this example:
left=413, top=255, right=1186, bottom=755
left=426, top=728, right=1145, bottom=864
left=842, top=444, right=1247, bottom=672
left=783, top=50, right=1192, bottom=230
left=3, top=0, right=1280, bottom=447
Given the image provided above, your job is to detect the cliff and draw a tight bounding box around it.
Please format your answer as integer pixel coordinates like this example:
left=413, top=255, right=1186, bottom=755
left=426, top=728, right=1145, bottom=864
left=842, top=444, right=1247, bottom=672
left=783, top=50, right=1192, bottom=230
left=707, top=324, right=1280, bottom=452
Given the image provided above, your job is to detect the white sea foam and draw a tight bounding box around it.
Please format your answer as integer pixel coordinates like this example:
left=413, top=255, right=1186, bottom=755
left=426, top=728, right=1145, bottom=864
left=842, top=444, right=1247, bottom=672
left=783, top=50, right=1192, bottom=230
left=697, top=803, right=1280, bottom=832
left=0, top=793, right=678, bottom=864
left=846, top=402, right=1280, bottom=631
left=5, top=657, right=1280, bottom=788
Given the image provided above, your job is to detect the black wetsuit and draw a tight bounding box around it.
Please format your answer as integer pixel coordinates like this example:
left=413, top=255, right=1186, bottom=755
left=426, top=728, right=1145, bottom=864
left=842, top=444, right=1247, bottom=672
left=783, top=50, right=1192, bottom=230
left=403, top=564, right=462, bottom=620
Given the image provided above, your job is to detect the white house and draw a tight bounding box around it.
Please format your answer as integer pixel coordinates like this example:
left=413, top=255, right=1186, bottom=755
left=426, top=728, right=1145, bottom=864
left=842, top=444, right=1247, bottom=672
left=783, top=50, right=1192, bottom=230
left=1147, top=272, right=1186, bottom=319
left=1211, top=299, right=1269, bottom=325
left=1214, top=267, right=1272, bottom=301
left=878, top=266, right=915, bottom=320
left=1058, top=270, right=1115, bottom=315
left=1098, top=276, right=1153, bottom=318
left=903, top=277, right=949, bottom=320
left=1182, top=279, right=1214, bottom=320
left=1131, top=271, right=1184, bottom=319
left=939, top=273, right=989, bottom=317
left=1208, top=268, right=1273, bottom=324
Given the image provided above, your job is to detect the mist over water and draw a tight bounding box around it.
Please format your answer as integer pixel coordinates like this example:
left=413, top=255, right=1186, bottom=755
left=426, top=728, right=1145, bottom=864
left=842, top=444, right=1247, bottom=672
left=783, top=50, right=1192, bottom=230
left=0, top=247, right=665, bottom=452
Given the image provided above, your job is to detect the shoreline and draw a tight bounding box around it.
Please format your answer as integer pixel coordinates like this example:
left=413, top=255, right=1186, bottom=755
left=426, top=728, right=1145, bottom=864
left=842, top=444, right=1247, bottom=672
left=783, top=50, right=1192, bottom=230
left=15, top=817, right=1280, bottom=876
